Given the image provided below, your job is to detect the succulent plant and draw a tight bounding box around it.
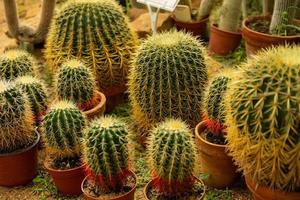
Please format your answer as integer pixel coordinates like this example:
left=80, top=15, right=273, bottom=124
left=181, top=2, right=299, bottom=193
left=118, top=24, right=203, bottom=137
left=128, top=31, right=208, bottom=133
left=0, top=49, right=37, bottom=80
left=226, top=46, right=300, bottom=192
left=203, top=71, right=232, bottom=135
left=45, top=0, right=137, bottom=95
left=56, top=59, right=96, bottom=109
left=148, top=118, right=197, bottom=194
left=42, top=101, right=86, bottom=158
left=83, top=116, right=130, bottom=192
left=15, top=75, right=48, bottom=121
left=0, top=80, right=35, bottom=153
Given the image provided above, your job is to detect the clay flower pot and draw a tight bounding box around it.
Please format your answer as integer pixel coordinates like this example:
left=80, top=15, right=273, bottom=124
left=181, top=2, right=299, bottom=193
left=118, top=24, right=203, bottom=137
left=172, top=15, right=209, bottom=40
left=83, top=91, right=106, bottom=120
left=0, top=132, right=40, bottom=187
left=103, top=84, right=127, bottom=113
left=143, top=176, right=205, bottom=200
left=195, top=121, right=237, bottom=188
left=245, top=176, right=300, bottom=200
left=44, top=162, right=86, bottom=196
left=208, top=24, right=242, bottom=55
left=81, top=170, right=137, bottom=200
left=242, top=16, right=300, bottom=57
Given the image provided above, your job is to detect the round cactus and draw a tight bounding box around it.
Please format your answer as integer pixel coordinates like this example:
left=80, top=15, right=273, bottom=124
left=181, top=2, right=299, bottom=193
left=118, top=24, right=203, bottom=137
left=45, top=0, right=138, bottom=95
left=203, top=71, right=232, bottom=135
left=0, top=80, right=35, bottom=153
left=82, top=116, right=129, bottom=191
left=15, top=75, right=48, bottom=122
left=148, top=118, right=197, bottom=194
left=56, top=59, right=96, bottom=110
left=129, top=31, right=208, bottom=134
left=226, top=46, right=300, bottom=192
left=0, top=49, right=37, bottom=80
left=42, top=101, right=86, bottom=158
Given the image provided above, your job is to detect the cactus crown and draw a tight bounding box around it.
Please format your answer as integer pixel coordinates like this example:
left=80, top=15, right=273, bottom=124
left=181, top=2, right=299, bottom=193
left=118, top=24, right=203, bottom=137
left=45, top=0, right=137, bottom=94
left=83, top=116, right=130, bottom=191
left=0, top=80, right=35, bottom=153
left=0, top=49, right=37, bottom=80
left=226, top=46, right=300, bottom=192
left=148, top=118, right=197, bottom=194
left=15, top=75, right=48, bottom=120
left=203, top=71, right=232, bottom=135
left=56, top=59, right=96, bottom=105
left=42, top=101, right=86, bottom=158
left=129, top=31, right=207, bottom=129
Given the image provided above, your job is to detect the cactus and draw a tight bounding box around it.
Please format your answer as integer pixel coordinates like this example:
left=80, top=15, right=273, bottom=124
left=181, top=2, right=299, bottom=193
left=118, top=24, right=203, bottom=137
left=56, top=59, right=96, bottom=110
left=45, top=0, right=137, bottom=95
left=129, top=31, right=208, bottom=132
left=148, top=118, right=197, bottom=194
left=82, top=116, right=130, bottom=192
left=0, top=80, right=35, bottom=153
left=0, top=49, right=37, bottom=80
left=196, top=0, right=216, bottom=21
left=226, top=46, right=300, bottom=192
left=203, top=71, right=232, bottom=135
left=42, top=101, right=86, bottom=158
left=15, top=75, right=48, bottom=121
left=219, top=0, right=242, bottom=32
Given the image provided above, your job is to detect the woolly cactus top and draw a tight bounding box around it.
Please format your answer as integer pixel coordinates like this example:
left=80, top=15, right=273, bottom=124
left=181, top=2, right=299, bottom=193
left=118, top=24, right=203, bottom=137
left=226, top=46, right=300, bottom=192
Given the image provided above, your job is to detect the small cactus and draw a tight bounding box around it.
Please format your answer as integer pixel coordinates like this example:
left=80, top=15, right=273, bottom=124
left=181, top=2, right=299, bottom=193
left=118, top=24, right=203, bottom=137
left=42, top=101, right=86, bottom=158
left=148, top=119, right=197, bottom=194
left=0, top=49, right=37, bottom=80
left=15, top=75, right=48, bottom=122
left=45, top=0, right=137, bottom=95
left=82, top=116, right=130, bottom=192
left=56, top=59, right=96, bottom=110
left=226, top=46, right=300, bottom=192
left=0, top=80, right=35, bottom=153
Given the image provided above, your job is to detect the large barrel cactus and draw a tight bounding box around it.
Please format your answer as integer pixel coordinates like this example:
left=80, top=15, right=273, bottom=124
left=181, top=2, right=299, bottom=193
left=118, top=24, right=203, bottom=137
left=0, top=49, right=37, bottom=80
left=226, top=46, right=300, bottom=192
left=45, top=0, right=138, bottom=96
left=148, top=118, right=197, bottom=194
left=0, top=80, right=35, bottom=153
left=82, top=116, right=130, bottom=192
left=129, top=31, right=208, bottom=134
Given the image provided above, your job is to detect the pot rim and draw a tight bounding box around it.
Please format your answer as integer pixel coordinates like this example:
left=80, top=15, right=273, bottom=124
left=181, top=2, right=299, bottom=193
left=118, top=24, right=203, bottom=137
left=81, top=170, right=137, bottom=200
left=211, top=24, right=241, bottom=35
left=195, top=121, right=226, bottom=148
left=83, top=90, right=106, bottom=116
left=0, top=128, right=40, bottom=157
left=143, top=175, right=206, bottom=200
left=44, top=159, right=86, bottom=173
left=242, top=15, right=300, bottom=39
left=172, top=15, right=209, bottom=25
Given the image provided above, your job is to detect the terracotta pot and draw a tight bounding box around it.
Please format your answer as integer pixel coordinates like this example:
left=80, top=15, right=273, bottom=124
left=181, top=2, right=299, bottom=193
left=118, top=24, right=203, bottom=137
left=0, top=132, right=40, bottom=187
left=81, top=170, right=137, bottom=200
left=242, top=16, right=300, bottom=57
left=84, top=91, right=106, bottom=120
left=44, top=161, right=86, bottom=196
left=103, top=84, right=127, bottom=113
left=195, top=121, right=237, bottom=188
left=245, top=176, right=300, bottom=200
left=143, top=176, right=205, bottom=200
left=208, top=24, right=242, bottom=55
left=172, top=15, right=209, bottom=40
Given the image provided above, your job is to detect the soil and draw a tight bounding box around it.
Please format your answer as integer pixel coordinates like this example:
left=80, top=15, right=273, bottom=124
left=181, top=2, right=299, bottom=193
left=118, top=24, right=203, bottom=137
left=83, top=174, right=135, bottom=198
left=202, top=129, right=226, bottom=145
left=248, top=18, right=300, bottom=36
left=50, top=156, right=82, bottom=170
left=146, top=181, right=204, bottom=200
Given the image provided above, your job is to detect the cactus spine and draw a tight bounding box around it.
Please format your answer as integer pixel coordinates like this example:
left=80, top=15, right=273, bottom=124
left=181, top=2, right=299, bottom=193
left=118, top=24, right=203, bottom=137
left=82, top=116, right=130, bottom=192
left=56, top=59, right=96, bottom=109
left=226, top=46, right=300, bottom=192
left=0, top=80, right=35, bottom=153
left=129, top=31, right=208, bottom=136
left=42, top=101, right=86, bottom=158
left=45, top=0, right=137, bottom=95
left=0, top=49, right=37, bottom=80
left=148, top=119, right=197, bottom=194
left=15, top=76, right=48, bottom=121
left=219, top=0, right=242, bottom=32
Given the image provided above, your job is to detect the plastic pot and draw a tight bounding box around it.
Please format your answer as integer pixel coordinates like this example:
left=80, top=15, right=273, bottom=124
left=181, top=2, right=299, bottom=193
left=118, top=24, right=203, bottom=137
left=84, top=90, right=106, bottom=120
